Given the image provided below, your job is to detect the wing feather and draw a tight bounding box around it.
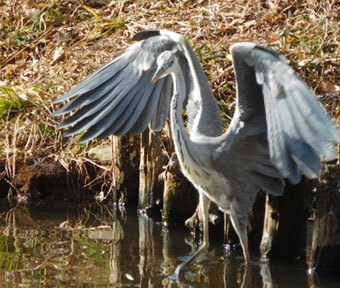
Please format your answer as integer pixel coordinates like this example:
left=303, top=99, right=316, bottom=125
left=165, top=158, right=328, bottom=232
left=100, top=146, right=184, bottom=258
left=115, top=81, right=156, bottom=136
left=151, top=74, right=173, bottom=130
left=213, top=43, right=339, bottom=196
left=252, top=46, right=340, bottom=182
left=53, top=31, right=180, bottom=140
left=53, top=61, right=135, bottom=117
left=129, top=76, right=166, bottom=134
left=53, top=54, right=127, bottom=104
left=96, top=73, right=155, bottom=139
left=82, top=73, right=154, bottom=141
left=63, top=68, right=142, bottom=137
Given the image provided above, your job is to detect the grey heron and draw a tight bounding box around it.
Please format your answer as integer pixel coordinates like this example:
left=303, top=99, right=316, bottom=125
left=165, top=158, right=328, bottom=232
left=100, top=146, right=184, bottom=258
left=53, top=30, right=340, bottom=272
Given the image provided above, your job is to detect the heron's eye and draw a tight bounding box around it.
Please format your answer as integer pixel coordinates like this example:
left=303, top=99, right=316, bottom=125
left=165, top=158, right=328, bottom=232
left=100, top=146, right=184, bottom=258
left=170, top=60, right=174, bottom=66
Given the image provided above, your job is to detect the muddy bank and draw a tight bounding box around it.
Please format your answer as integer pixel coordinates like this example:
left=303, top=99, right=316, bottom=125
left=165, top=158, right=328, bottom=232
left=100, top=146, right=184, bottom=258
left=0, top=161, right=9, bottom=199
left=0, top=159, right=128, bottom=205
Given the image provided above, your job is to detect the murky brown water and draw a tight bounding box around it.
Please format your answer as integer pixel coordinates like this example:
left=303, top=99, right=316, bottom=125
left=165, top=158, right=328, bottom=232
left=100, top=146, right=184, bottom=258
left=0, top=201, right=339, bottom=288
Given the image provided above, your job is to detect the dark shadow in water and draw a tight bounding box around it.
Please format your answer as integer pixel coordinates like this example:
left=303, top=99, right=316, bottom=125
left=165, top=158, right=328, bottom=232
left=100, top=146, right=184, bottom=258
left=0, top=201, right=339, bottom=287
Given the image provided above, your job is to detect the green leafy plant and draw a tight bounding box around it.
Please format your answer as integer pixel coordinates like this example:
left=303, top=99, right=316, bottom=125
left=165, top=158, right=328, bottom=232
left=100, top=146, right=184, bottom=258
left=0, top=86, right=24, bottom=117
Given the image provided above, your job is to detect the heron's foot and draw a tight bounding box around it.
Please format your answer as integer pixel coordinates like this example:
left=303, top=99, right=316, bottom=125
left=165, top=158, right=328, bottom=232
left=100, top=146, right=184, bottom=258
left=185, top=209, right=199, bottom=231
left=171, top=262, right=207, bottom=288
left=173, top=261, right=187, bottom=282
left=164, top=152, right=179, bottom=173
left=209, top=212, right=220, bottom=225
left=223, top=242, right=252, bottom=265
left=223, top=243, right=238, bottom=258
left=185, top=210, right=219, bottom=231
left=260, top=235, right=273, bottom=257
left=173, top=242, right=209, bottom=282
left=223, top=242, right=240, bottom=252
left=224, top=243, right=233, bottom=255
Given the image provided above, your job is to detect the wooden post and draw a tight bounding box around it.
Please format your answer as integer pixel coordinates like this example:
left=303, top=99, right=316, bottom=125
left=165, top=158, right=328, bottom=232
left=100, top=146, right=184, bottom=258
left=111, top=135, right=139, bottom=207
left=224, top=213, right=236, bottom=250
left=260, top=179, right=310, bottom=261
left=138, top=129, right=163, bottom=213
left=111, top=135, right=126, bottom=203
left=260, top=194, right=280, bottom=258
left=147, top=130, right=163, bottom=210
left=139, top=131, right=149, bottom=210
left=308, top=163, right=340, bottom=275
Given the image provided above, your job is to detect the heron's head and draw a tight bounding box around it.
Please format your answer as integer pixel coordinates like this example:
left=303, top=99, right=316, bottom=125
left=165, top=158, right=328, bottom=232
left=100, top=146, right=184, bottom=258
left=152, top=50, right=178, bottom=84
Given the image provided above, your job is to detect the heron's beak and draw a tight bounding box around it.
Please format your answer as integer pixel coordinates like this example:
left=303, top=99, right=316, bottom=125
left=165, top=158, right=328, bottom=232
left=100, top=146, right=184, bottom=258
left=152, top=64, right=168, bottom=84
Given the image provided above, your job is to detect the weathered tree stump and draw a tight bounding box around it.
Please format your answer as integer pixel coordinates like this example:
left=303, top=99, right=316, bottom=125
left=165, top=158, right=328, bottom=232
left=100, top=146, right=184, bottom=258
left=260, top=194, right=280, bottom=258
left=260, top=178, right=311, bottom=261
left=224, top=214, right=237, bottom=250
left=308, top=163, right=340, bottom=275
left=138, top=129, right=163, bottom=214
left=160, top=152, right=197, bottom=224
left=111, top=135, right=127, bottom=203
left=111, top=135, right=139, bottom=207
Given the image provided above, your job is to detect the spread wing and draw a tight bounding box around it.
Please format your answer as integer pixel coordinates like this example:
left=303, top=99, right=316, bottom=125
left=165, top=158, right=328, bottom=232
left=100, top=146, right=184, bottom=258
left=214, top=43, right=340, bottom=194
left=53, top=30, right=189, bottom=142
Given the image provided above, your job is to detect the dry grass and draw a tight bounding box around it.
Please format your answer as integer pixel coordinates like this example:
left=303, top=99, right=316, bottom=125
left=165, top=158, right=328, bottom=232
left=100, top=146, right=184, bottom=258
left=0, top=0, right=339, bottom=193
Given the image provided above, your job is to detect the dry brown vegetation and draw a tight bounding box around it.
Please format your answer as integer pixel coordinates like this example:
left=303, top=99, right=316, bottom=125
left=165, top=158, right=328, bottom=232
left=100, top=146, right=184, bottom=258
left=0, top=0, right=339, bottom=198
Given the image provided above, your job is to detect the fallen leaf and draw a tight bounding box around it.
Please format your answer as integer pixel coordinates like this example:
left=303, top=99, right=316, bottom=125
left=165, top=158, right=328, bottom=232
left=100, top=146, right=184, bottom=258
left=320, top=81, right=340, bottom=95
left=53, top=46, right=65, bottom=63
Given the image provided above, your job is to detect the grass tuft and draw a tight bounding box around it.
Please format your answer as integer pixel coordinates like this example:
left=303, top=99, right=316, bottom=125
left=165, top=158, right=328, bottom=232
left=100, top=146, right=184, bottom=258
left=0, top=86, right=24, bottom=116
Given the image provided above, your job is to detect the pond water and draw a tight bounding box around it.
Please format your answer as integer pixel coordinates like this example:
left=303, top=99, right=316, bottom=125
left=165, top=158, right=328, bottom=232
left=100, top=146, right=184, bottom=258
left=0, top=201, right=339, bottom=288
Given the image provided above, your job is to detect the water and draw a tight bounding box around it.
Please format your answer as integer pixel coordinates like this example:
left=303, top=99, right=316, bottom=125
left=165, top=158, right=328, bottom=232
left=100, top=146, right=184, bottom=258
left=0, top=202, right=339, bottom=288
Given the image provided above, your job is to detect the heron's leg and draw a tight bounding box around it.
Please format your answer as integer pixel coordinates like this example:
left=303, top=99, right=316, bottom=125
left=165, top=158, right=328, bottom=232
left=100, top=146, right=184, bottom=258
left=184, top=203, right=199, bottom=231
left=229, top=212, right=250, bottom=264
left=175, top=192, right=210, bottom=279
left=198, top=191, right=210, bottom=248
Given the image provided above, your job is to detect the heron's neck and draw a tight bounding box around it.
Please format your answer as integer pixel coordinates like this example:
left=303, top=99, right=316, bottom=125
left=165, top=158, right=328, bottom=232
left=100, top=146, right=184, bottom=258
left=170, top=69, right=191, bottom=165
left=182, top=39, right=222, bottom=137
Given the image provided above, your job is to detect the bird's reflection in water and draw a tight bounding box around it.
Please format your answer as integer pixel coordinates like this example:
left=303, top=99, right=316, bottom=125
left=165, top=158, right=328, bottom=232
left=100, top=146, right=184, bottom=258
left=177, top=257, right=281, bottom=288
left=136, top=213, right=275, bottom=288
